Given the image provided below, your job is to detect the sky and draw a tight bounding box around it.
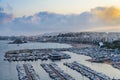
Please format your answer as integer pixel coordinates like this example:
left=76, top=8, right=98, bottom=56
left=0, top=0, right=120, bottom=36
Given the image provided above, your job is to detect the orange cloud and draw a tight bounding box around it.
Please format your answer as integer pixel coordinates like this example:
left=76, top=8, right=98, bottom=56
left=93, top=6, right=120, bottom=24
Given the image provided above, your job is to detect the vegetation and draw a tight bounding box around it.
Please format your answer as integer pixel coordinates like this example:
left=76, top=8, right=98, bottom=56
left=102, top=40, right=120, bottom=49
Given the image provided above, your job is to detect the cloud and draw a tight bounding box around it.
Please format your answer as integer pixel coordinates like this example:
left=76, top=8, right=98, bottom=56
left=92, top=6, right=120, bottom=25
left=0, top=12, right=13, bottom=24
left=0, top=5, right=13, bottom=24
left=0, top=7, right=4, bottom=12
left=0, top=6, right=120, bottom=36
left=6, top=3, right=13, bottom=11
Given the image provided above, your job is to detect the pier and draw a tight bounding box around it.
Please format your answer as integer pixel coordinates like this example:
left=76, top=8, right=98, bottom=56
left=41, top=63, right=75, bottom=80
left=64, top=61, right=111, bottom=80
left=16, top=65, right=28, bottom=80
left=16, top=64, right=40, bottom=80
left=23, top=64, right=32, bottom=80
left=49, top=65, right=65, bottom=80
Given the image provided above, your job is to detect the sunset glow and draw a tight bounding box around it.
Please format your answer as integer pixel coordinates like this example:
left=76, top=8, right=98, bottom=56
left=94, top=7, right=120, bottom=23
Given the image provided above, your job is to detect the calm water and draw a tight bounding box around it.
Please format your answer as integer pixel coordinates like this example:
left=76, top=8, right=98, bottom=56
left=0, top=40, right=120, bottom=80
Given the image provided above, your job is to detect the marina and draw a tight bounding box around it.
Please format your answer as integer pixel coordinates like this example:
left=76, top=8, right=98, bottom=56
left=4, top=46, right=120, bottom=72
left=1, top=41, right=120, bottom=80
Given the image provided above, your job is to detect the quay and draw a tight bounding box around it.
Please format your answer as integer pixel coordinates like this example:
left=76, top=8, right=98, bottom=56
left=64, top=61, right=112, bottom=80
left=41, top=63, right=75, bottom=80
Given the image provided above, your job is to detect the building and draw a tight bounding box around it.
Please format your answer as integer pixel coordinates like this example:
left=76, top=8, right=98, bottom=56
left=49, top=52, right=61, bottom=60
